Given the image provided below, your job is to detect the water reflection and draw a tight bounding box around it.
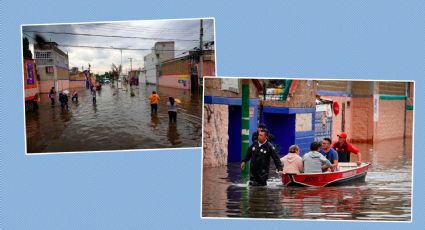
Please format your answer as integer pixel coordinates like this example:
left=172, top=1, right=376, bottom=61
left=202, top=139, right=412, bottom=221
left=167, top=123, right=182, bottom=146
left=26, top=84, right=202, bottom=153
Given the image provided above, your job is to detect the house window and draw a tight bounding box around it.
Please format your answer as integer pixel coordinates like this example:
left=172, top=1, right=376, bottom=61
left=35, top=51, right=52, bottom=59
left=45, top=66, right=54, bottom=74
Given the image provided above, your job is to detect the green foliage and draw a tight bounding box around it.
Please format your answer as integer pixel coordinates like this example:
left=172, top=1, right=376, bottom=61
left=23, top=37, right=33, bottom=59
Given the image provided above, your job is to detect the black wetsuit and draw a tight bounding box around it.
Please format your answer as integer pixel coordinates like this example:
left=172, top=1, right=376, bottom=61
left=242, top=140, right=283, bottom=186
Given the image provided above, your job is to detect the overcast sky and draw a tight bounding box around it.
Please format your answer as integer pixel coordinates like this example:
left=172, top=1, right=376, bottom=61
left=22, top=18, right=215, bottom=74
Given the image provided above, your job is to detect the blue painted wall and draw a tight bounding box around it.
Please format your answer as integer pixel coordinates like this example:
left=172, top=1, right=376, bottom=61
left=262, top=113, right=296, bottom=157
left=228, top=105, right=242, bottom=162
left=295, top=131, right=316, bottom=156
left=261, top=106, right=316, bottom=157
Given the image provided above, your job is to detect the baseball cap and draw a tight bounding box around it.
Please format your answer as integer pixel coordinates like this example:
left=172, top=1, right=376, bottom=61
left=337, top=132, right=347, bottom=138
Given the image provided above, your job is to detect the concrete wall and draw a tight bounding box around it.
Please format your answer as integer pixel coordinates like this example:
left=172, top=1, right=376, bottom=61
left=197, top=61, right=215, bottom=77
left=375, top=99, right=405, bottom=141
left=204, top=78, right=259, bottom=99
left=57, top=79, right=69, bottom=92
left=406, top=110, right=413, bottom=138
left=262, top=80, right=317, bottom=108
left=203, top=104, right=229, bottom=167
left=378, top=82, right=406, bottom=95
left=139, top=71, right=147, bottom=84
left=154, top=41, right=175, bottom=62
left=69, top=80, right=86, bottom=89
left=317, top=80, right=349, bottom=93
left=39, top=80, right=55, bottom=93
left=144, top=52, right=157, bottom=84
left=159, top=74, right=190, bottom=89
left=351, top=97, right=374, bottom=142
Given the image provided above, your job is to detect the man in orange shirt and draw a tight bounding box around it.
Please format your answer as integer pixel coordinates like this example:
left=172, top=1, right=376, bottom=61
left=149, top=91, right=160, bottom=113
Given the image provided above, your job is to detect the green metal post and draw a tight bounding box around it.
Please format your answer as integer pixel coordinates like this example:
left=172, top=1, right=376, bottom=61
left=241, top=79, right=250, bottom=180
left=281, top=80, right=292, bottom=101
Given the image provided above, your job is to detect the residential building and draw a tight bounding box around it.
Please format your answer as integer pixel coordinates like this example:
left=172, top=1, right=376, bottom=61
left=34, top=42, right=69, bottom=93
left=143, top=41, right=175, bottom=85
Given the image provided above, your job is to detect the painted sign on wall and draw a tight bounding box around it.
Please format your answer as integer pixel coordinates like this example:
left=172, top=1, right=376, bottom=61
left=26, top=63, right=35, bottom=85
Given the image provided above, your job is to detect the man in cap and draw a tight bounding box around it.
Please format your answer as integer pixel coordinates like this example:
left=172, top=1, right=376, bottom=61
left=241, top=128, right=283, bottom=186
left=332, top=132, right=362, bottom=166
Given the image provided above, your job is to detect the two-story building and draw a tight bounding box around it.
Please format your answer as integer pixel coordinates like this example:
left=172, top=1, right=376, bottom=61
left=34, top=42, right=70, bottom=93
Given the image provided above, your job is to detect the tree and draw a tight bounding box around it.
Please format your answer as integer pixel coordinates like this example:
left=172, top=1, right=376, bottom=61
left=23, top=37, right=33, bottom=59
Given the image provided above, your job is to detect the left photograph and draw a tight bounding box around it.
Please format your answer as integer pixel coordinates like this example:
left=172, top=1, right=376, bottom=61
left=22, top=18, right=215, bottom=154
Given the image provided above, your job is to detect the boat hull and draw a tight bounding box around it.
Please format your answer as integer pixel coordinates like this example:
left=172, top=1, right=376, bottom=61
left=282, top=163, right=370, bottom=187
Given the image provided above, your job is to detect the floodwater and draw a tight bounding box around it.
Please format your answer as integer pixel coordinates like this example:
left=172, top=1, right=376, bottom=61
left=26, top=84, right=202, bottom=153
left=202, top=138, right=413, bottom=221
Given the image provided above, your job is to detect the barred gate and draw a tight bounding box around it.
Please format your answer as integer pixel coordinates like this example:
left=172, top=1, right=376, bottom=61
left=314, top=103, right=333, bottom=141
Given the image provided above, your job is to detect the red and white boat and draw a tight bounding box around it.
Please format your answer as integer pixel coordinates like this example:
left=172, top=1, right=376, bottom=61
left=281, top=162, right=370, bottom=187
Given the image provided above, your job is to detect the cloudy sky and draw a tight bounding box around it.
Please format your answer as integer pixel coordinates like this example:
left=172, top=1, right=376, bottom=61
left=22, top=18, right=215, bottom=74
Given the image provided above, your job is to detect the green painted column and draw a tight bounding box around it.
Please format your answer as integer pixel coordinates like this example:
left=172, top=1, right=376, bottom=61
left=281, top=80, right=292, bottom=101
left=241, top=79, right=250, bottom=180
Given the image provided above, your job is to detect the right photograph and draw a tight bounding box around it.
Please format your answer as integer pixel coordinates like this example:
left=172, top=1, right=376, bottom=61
left=202, top=77, right=414, bottom=221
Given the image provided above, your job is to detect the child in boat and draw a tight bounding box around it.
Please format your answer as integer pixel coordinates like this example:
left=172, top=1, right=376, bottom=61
left=280, top=145, right=304, bottom=174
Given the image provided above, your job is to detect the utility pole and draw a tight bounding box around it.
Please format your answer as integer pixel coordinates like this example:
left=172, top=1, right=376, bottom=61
left=241, top=79, right=250, bottom=180
left=128, top=57, right=133, bottom=71
left=199, top=19, right=203, bottom=94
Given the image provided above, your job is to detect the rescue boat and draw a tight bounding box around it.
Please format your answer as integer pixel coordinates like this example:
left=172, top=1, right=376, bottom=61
left=281, top=162, right=370, bottom=187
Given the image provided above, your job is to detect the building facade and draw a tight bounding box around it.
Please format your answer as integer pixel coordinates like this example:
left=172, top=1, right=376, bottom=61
left=68, top=67, right=86, bottom=89
left=159, top=50, right=215, bottom=90
left=143, top=41, right=175, bottom=85
left=316, top=80, right=414, bottom=143
left=34, top=42, right=69, bottom=93
left=203, top=78, right=317, bottom=167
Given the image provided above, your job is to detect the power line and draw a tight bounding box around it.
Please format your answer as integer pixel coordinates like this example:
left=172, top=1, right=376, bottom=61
left=23, top=30, right=199, bottom=42
left=57, top=44, right=196, bottom=52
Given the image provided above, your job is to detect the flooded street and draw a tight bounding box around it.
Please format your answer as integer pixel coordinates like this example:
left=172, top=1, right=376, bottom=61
left=202, top=138, right=413, bottom=221
left=26, top=84, right=202, bottom=153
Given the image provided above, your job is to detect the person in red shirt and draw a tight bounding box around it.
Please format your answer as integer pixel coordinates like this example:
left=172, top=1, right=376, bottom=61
left=332, top=132, right=362, bottom=166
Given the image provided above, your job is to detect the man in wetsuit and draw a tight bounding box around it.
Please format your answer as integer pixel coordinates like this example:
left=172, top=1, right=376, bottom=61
left=332, top=132, right=362, bottom=166
left=241, top=129, right=283, bottom=186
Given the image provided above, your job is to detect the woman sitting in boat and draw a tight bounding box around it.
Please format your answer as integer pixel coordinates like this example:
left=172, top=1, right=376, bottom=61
left=302, top=141, right=332, bottom=173
left=280, top=144, right=304, bottom=174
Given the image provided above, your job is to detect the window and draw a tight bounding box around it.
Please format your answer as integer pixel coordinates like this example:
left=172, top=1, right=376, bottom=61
left=45, top=66, right=54, bottom=74
left=35, top=51, right=52, bottom=59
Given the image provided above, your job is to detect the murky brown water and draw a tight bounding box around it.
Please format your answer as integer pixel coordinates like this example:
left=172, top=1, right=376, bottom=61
left=202, top=138, right=413, bottom=221
left=26, top=84, right=202, bottom=153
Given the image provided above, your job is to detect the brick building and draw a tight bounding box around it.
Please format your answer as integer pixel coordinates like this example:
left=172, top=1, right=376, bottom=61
left=316, top=80, right=414, bottom=143
left=160, top=50, right=215, bottom=90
